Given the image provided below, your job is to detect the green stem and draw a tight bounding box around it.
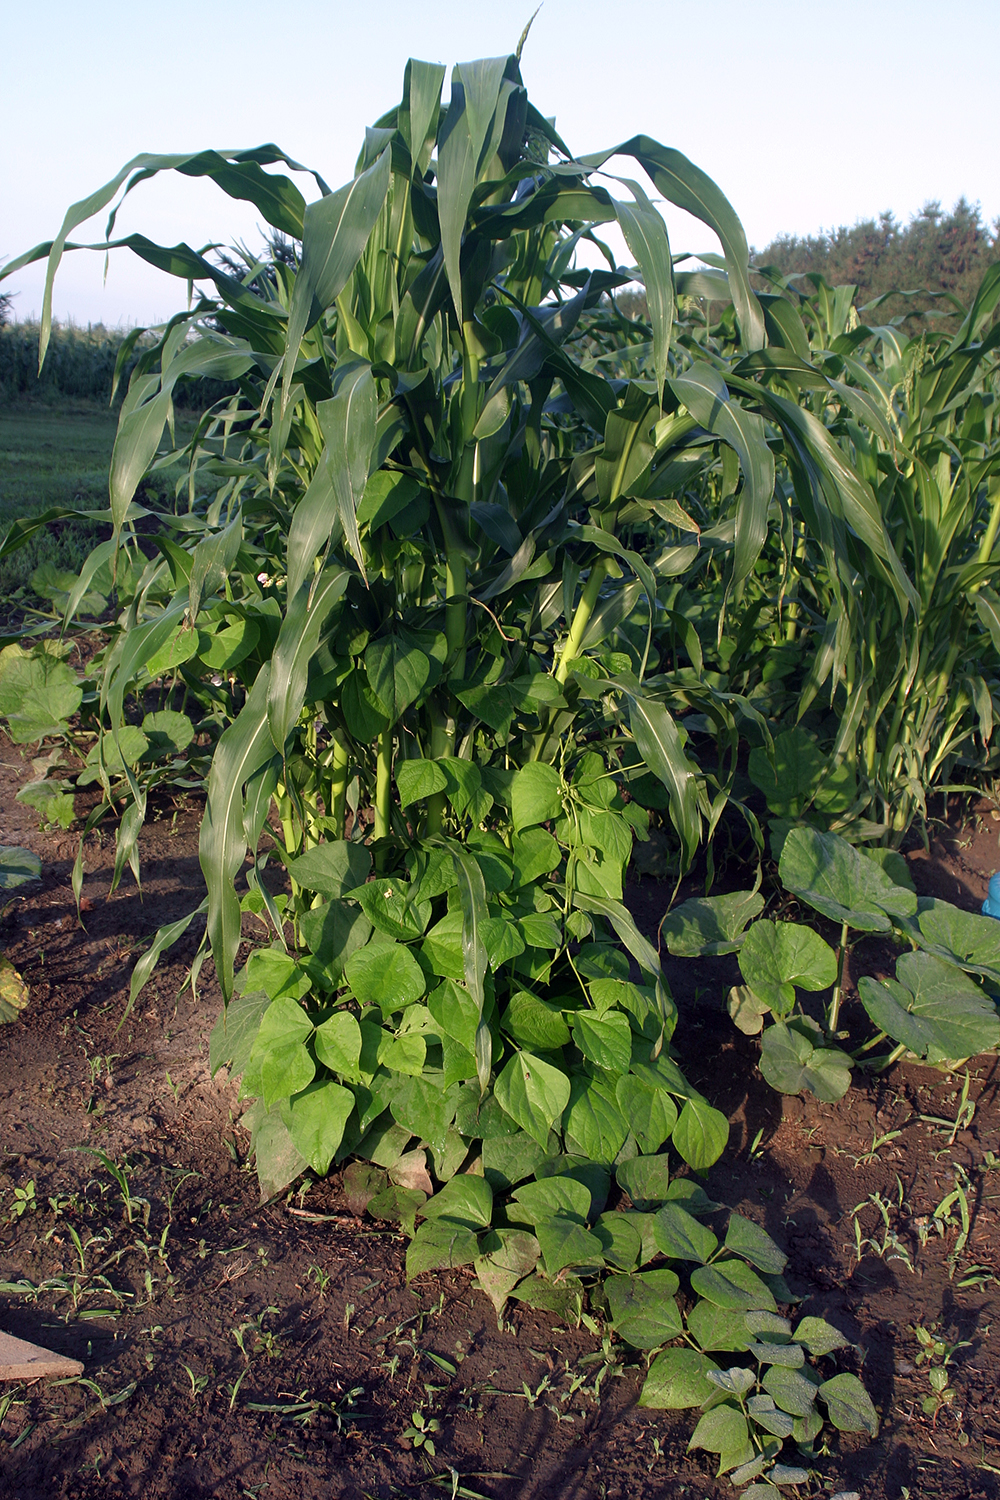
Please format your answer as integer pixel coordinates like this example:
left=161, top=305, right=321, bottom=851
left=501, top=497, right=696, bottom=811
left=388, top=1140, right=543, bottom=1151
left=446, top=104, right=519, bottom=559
left=531, top=554, right=611, bottom=763
left=328, top=734, right=349, bottom=840
left=827, top=922, right=850, bottom=1035
left=556, top=556, right=609, bottom=685
left=374, top=729, right=392, bottom=845
left=425, top=708, right=453, bottom=835
left=977, top=480, right=1000, bottom=567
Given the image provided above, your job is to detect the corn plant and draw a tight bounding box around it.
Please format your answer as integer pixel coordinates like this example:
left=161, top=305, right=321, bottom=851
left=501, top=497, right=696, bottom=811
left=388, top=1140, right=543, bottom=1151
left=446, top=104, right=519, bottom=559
left=738, top=264, right=1000, bottom=843
left=0, top=50, right=896, bottom=1483
left=1, top=49, right=797, bottom=1269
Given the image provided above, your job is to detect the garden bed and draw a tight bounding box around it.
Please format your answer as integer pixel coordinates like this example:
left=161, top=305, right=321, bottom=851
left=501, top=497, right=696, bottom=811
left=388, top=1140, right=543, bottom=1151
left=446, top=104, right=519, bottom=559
left=1, top=737, right=998, bottom=1500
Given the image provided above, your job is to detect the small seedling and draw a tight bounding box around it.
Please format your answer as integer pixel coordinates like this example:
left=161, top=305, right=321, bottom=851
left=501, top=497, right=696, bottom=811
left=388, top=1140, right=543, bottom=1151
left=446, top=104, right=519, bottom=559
left=75, top=1148, right=149, bottom=1227
left=6, top=1180, right=36, bottom=1222
left=848, top=1127, right=903, bottom=1168
left=182, top=1364, right=210, bottom=1400
left=402, top=1408, right=441, bottom=1455
left=847, top=1180, right=914, bottom=1271
left=919, top=1072, right=976, bottom=1146
left=306, top=1264, right=331, bottom=1295
left=911, top=1323, right=971, bottom=1433
left=931, top=1166, right=973, bottom=1277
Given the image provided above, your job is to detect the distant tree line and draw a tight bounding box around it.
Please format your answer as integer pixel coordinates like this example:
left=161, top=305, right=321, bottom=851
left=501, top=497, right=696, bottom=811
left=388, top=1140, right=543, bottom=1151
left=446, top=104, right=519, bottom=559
left=617, top=198, right=998, bottom=331
left=754, top=197, right=999, bottom=326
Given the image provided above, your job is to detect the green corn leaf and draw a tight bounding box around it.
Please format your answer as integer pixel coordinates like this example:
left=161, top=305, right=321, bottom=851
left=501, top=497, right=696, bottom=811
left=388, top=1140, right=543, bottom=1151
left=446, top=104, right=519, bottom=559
left=568, top=889, right=663, bottom=982
left=128, top=898, right=207, bottom=1016
left=400, top=59, right=447, bottom=178
left=670, top=363, right=774, bottom=596
left=313, top=361, right=378, bottom=578
left=588, top=137, right=764, bottom=353
left=735, top=376, right=919, bottom=618
left=187, top=509, right=243, bottom=623
left=284, top=455, right=341, bottom=602
left=281, top=148, right=390, bottom=415
left=16, top=144, right=319, bottom=371
left=612, top=180, right=673, bottom=408
left=61, top=538, right=116, bottom=628
left=200, top=664, right=277, bottom=1000
left=449, top=844, right=491, bottom=1093
left=267, top=568, right=350, bottom=752
left=437, top=57, right=510, bottom=326
left=109, top=384, right=172, bottom=539
left=105, top=592, right=188, bottom=735
left=622, top=688, right=701, bottom=873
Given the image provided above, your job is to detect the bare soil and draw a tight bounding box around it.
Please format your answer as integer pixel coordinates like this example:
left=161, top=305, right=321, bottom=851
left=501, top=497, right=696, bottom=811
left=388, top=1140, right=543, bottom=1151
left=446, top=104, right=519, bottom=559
left=1, top=736, right=999, bottom=1500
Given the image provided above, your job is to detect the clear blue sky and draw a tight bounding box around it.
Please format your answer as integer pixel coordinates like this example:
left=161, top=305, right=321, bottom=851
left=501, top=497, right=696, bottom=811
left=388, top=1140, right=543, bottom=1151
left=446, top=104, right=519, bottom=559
left=4, top=0, right=997, bottom=328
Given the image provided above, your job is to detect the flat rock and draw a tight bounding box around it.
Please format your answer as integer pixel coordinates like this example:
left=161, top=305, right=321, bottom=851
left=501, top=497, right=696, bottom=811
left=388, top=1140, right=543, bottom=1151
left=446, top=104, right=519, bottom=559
left=0, top=1329, right=83, bottom=1381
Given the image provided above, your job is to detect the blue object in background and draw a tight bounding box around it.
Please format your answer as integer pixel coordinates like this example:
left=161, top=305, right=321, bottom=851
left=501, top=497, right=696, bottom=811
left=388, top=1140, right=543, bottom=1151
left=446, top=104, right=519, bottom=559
left=983, top=872, right=1000, bottom=918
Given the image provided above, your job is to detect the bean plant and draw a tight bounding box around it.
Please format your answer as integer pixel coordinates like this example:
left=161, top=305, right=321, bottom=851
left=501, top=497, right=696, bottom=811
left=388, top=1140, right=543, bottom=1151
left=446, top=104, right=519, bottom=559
left=664, top=821, right=1000, bottom=1099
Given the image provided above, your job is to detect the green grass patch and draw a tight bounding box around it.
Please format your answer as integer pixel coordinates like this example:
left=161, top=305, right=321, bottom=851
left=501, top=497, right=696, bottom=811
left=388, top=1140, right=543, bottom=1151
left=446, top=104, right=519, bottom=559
left=0, top=400, right=118, bottom=595
left=0, top=400, right=202, bottom=600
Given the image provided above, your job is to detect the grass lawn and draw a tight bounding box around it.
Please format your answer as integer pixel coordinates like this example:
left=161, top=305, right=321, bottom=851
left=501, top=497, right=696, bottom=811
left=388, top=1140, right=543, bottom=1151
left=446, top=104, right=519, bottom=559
left=0, top=399, right=119, bottom=595
left=0, top=399, right=202, bottom=600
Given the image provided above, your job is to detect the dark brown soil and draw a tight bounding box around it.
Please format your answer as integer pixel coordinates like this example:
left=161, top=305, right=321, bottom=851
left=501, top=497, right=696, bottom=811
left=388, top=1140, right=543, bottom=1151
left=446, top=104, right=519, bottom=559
left=2, top=735, right=1000, bottom=1500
